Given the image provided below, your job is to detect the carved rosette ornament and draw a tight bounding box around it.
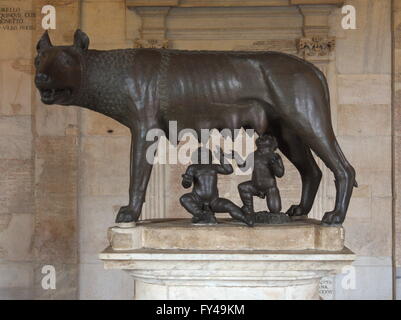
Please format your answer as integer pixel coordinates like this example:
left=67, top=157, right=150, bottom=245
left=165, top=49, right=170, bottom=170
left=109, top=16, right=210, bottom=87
left=134, top=39, right=169, bottom=49
left=297, top=36, right=335, bottom=56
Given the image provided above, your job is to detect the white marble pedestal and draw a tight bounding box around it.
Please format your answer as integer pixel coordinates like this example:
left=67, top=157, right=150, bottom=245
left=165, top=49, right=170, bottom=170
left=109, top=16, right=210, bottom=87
left=99, top=218, right=355, bottom=300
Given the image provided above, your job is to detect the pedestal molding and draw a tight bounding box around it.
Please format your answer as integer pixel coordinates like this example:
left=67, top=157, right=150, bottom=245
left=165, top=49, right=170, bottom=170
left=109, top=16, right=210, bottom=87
left=100, top=246, right=355, bottom=299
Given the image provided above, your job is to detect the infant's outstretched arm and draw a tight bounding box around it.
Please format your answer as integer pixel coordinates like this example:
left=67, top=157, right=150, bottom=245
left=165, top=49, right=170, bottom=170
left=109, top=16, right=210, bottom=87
left=182, top=166, right=194, bottom=188
left=214, top=147, right=234, bottom=175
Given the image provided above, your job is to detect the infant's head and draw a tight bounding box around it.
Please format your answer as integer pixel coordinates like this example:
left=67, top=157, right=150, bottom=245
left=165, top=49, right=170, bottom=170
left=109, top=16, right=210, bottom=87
left=256, top=135, right=278, bottom=151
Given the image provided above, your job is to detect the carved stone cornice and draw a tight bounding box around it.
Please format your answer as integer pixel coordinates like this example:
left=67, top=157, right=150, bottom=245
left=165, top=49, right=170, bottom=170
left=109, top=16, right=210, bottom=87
left=134, top=6, right=171, bottom=40
left=297, top=36, right=335, bottom=56
left=126, top=0, right=344, bottom=7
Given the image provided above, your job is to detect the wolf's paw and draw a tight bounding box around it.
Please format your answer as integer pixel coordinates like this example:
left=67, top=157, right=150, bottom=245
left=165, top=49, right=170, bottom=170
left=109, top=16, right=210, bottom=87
left=286, top=205, right=306, bottom=217
left=321, top=210, right=344, bottom=226
left=115, top=205, right=140, bottom=223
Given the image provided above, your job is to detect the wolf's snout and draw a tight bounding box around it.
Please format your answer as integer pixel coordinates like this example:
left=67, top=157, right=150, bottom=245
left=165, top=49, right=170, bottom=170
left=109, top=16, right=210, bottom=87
left=35, top=73, right=50, bottom=85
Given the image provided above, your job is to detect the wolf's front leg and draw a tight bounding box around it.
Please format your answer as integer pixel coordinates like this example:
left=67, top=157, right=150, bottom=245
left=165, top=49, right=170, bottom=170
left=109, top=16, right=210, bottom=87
left=116, top=126, right=156, bottom=223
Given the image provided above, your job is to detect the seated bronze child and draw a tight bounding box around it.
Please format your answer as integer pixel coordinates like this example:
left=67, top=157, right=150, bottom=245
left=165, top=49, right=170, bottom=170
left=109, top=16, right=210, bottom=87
left=180, top=146, right=253, bottom=227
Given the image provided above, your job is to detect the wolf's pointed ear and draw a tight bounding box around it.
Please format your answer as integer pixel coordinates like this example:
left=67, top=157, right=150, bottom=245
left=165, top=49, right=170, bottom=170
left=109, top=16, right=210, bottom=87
left=36, top=30, right=52, bottom=52
left=73, top=29, right=89, bottom=51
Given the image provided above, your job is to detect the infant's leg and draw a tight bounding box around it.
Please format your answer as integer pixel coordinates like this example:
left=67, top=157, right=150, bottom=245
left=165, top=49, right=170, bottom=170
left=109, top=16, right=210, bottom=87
left=238, top=181, right=258, bottom=213
left=180, top=193, right=203, bottom=217
left=212, top=198, right=254, bottom=227
left=266, top=187, right=282, bottom=213
left=180, top=193, right=217, bottom=224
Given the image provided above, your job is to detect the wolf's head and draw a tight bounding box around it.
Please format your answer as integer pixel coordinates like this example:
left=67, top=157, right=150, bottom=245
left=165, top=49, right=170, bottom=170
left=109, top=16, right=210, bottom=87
left=34, top=29, right=89, bottom=105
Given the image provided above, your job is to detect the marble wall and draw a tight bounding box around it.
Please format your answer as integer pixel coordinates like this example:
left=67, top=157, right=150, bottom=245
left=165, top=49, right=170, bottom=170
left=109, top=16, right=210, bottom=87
left=0, top=0, right=396, bottom=299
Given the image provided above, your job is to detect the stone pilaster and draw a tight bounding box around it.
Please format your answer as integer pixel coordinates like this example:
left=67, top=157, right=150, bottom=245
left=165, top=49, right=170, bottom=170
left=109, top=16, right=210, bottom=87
left=131, top=6, right=171, bottom=48
left=393, top=0, right=401, bottom=299
left=31, top=0, right=80, bottom=300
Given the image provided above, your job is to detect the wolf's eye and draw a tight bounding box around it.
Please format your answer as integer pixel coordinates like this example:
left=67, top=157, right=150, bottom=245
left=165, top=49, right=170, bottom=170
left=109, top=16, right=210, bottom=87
left=34, top=56, right=40, bottom=68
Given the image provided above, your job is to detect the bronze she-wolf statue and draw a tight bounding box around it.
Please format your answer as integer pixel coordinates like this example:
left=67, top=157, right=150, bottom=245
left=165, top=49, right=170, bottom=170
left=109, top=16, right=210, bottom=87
left=34, top=29, right=357, bottom=225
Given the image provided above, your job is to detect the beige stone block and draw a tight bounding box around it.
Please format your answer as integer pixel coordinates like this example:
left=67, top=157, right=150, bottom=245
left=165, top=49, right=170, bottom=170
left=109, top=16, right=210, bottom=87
left=344, top=196, right=392, bottom=257
left=0, top=213, right=34, bottom=261
left=0, top=115, right=31, bottom=136
left=34, top=136, right=78, bottom=264
left=0, top=59, right=33, bottom=115
left=370, top=196, right=393, bottom=256
left=337, top=104, right=391, bottom=137
left=82, top=0, right=127, bottom=45
left=0, top=116, right=32, bottom=159
left=79, top=262, right=134, bottom=300
left=33, top=215, right=77, bottom=264
left=81, top=109, right=130, bottom=137
left=0, top=213, right=12, bottom=232
left=79, top=195, right=127, bottom=263
left=167, top=6, right=302, bottom=42
left=337, top=136, right=391, bottom=172
left=80, top=136, right=130, bottom=196
left=343, top=196, right=371, bottom=220
left=0, top=0, right=34, bottom=59
left=328, top=6, right=344, bottom=37
left=35, top=96, right=79, bottom=137
left=327, top=169, right=391, bottom=198
left=35, top=136, right=78, bottom=212
left=361, top=169, right=391, bottom=198
left=0, top=159, right=33, bottom=214
left=0, top=262, right=33, bottom=288
left=335, top=0, right=391, bottom=74
left=394, top=12, right=401, bottom=49
left=394, top=0, right=401, bottom=12
left=108, top=218, right=344, bottom=251
left=337, top=75, right=391, bottom=105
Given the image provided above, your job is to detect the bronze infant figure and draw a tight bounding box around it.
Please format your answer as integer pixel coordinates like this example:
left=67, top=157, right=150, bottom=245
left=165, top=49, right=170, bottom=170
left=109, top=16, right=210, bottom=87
left=34, top=29, right=357, bottom=225
left=236, top=135, right=284, bottom=215
left=180, top=147, right=254, bottom=227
